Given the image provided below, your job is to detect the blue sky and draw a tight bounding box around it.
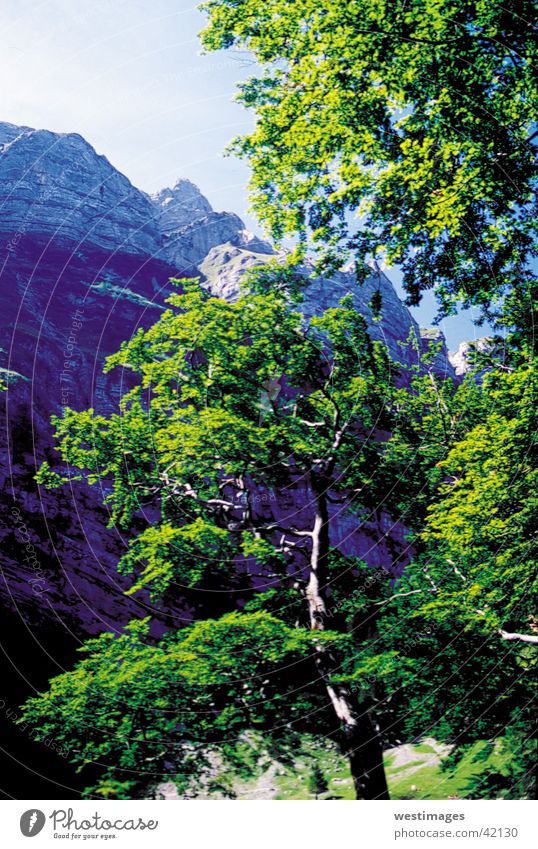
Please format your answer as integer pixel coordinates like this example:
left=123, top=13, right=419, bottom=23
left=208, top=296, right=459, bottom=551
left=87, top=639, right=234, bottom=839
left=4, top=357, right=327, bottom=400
left=0, top=0, right=486, bottom=348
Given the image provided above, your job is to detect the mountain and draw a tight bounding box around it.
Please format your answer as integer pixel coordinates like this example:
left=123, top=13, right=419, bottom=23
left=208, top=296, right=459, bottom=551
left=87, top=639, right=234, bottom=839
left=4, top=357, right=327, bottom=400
left=0, top=119, right=461, bottom=797
left=0, top=122, right=159, bottom=255
left=0, top=120, right=454, bottom=640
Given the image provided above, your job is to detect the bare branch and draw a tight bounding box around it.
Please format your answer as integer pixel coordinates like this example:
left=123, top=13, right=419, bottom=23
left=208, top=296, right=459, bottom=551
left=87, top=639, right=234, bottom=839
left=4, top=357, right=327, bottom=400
left=499, top=630, right=538, bottom=645
left=447, top=559, right=467, bottom=582
left=218, top=477, right=238, bottom=491
left=374, top=589, right=424, bottom=606
left=252, top=522, right=314, bottom=537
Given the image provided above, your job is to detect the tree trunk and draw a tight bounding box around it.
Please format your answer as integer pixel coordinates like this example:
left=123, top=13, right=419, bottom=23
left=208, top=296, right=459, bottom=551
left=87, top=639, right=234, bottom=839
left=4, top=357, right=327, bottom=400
left=305, top=473, right=390, bottom=800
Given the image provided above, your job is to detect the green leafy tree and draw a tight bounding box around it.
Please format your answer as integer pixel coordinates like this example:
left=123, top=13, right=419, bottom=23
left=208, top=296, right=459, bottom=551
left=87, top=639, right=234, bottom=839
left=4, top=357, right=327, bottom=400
left=349, top=359, right=537, bottom=798
left=200, top=0, right=538, bottom=315
left=19, top=613, right=323, bottom=799
left=25, top=274, right=534, bottom=799
left=421, top=363, right=537, bottom=641
left=32, top=278, right=405, bottom=799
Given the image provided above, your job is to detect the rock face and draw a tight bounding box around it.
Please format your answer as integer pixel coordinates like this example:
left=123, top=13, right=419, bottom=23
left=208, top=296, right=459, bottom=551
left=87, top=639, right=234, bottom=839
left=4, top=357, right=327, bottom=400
left=0, top=121, right=177, bottom=636
left=162, top=210, right=271, bottom=268
left=0, top=120, right=454, bottom=639
left=200, top=244, right=455, bottom=375
left=153, top=177, right=273, bottom=268
left=0, top=120, right=461, bottom=796
left=420, top=328, right=456, bottom=379
left=0, top=121, right=160, bottom=255
left=449, top=338, right=493, bottom=377
left=152, top=178, right=213, bottom=231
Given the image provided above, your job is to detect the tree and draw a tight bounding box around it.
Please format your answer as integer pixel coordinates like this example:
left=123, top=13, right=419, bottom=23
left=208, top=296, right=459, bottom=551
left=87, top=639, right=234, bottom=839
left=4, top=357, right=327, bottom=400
left=19, top=613, right=322, bottom=799
left=348, top=358, right=538, bottom=798
left=200, top=0, right=538, bottom=316
left=25, top=274, right=534, bottom=799
left=32, top=278, right=403, bottom=799
left=421, top=362, right=537, bottom=645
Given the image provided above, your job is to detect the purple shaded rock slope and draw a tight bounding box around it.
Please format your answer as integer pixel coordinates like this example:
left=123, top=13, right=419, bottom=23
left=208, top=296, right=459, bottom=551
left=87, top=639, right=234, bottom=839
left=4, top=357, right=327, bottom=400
left=0, top=120, right=453, bottom=638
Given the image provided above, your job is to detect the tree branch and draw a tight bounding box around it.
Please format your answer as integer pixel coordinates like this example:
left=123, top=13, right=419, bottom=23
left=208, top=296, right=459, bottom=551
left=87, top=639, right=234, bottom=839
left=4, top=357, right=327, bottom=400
left=251, top=522, right=314, bottom=537
left=374, top=589, right=424, bottom=606
left=499, top=630, right=538, bottom=645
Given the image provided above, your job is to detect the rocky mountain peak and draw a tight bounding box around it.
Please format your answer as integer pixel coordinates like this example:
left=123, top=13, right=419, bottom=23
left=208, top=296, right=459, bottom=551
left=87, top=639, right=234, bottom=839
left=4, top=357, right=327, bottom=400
left=150, top=176, right=274, bottom=268
left=0, top=121, right=160, bottom=256
left=0, top=120, right=34, bottom=146
left=151, top=177, right=213, bottom=233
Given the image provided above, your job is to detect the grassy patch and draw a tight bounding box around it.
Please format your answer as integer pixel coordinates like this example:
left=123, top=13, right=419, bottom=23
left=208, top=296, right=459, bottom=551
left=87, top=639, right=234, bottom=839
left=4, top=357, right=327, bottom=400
left=87, top=280, right=159, bottom=308
left=389, top=764, right=452, bottom=800
left=413, top=742, right=437, bottom=754
left=192, top=736, right=513, bottom=800
left=0, top=366, right=28, bottom=385
left=387, top=759, right=426, bottom=774
left=273, top=739, right=505, bottom=800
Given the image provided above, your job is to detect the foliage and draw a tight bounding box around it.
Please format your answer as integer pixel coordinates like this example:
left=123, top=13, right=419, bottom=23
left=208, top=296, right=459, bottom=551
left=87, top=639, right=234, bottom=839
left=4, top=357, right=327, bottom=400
left=18, top=612, right=326, bottom=798
left=347, top=360, right=537, bottom=798
left=450, top=719, right=537, bottom=800
left=30, top=278, right=405, bottom=796
left=307, top=762, right=329, bottom=797
left=28, top=272, right=537, bottom=799
left=421, top=362, right=537, bottom=636
left=36, top=279, right=396, bottom=604
left=200, top=0, right=538, bottom=315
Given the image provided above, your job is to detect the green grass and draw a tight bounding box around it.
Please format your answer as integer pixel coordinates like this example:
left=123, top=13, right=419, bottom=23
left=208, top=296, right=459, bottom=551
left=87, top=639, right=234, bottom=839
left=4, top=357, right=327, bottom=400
left=273, top=742, right=355, bottom=800
left=199, top=243, right=272, bottom=285
left=389, top=764, right=450, bottom=800
left=413, top=742, right=437, bottom=754
left=186, top=735, right=512, bottom=800
left=387, top=745, right=498, bottom=800
left=272, top=738, right=506, bottom=800
left=388, top=759, right=426, bottom=774
left=87, top=280, right=159, bottom=308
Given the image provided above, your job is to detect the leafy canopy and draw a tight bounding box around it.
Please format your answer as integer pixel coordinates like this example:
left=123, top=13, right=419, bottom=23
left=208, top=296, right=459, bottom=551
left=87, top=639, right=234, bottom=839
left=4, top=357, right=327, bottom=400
left=18, top=612, right=327, bottom=798
left=30, top=278, right=405, bottom=797
left=200, top=0, right=538, bottom=315
left=349, top=360, right=538, bottom=798
left=30, top=275, right=537, bottom=798
left=37, top=279, right=396, bottom=599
